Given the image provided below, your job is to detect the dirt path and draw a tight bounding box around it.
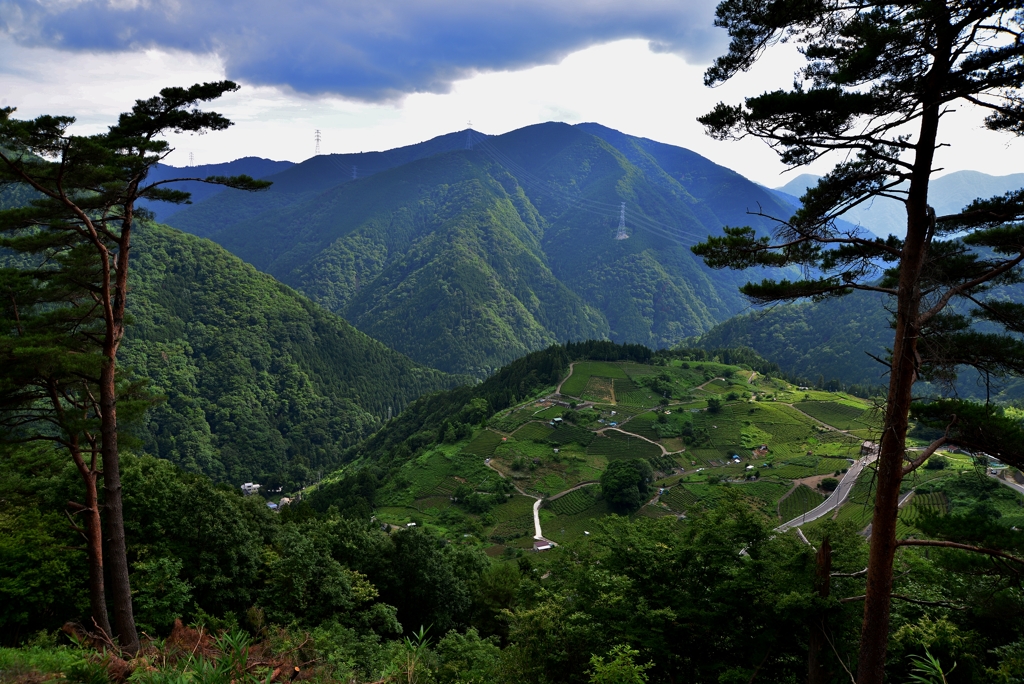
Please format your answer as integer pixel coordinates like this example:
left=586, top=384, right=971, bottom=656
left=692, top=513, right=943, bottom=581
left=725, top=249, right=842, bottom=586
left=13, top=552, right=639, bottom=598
left=555, top=362, right=576, bottom=395
left=548, top=481, right=599, bottom=500
left=695, top=376, right=726, bottom=391
left=483, top=459, right=560, bottom=546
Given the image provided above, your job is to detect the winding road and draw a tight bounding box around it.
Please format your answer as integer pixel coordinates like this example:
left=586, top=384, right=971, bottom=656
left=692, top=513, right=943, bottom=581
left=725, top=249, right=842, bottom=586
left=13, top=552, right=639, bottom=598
left=775, top=452, right=877, bottom=532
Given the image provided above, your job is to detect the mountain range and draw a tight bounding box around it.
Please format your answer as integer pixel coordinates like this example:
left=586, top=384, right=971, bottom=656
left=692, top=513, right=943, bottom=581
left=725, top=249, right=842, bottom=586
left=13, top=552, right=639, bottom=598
left=156, top=122, right=796, bottom=376
left=775, top=170, right=1024, bottom=238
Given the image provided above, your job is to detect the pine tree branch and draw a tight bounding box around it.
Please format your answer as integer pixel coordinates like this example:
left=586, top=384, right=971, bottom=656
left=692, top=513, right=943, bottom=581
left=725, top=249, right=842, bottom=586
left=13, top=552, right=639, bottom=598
left=918, top=252, right=1024, bottom=326
left=903, top=435, right=950, bottom=476
left=897, top=539, right=1024, bottom=567
left=839, top=593, right=964, bottom=609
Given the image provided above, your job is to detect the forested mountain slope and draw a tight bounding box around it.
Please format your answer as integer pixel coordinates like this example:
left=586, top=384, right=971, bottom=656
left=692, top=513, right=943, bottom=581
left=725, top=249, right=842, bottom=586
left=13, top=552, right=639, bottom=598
left=165, top=123, right=796, bottom=376
left=119, top=223, right=460, bottom=486
left=695, top=291, right=1024, bottom=402
left=164, top=131, right=469, bottom=238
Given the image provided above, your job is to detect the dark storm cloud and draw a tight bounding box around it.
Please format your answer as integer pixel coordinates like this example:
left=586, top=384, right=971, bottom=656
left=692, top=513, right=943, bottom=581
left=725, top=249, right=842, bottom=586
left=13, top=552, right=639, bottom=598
left=1, top=0, right=724, bottom=101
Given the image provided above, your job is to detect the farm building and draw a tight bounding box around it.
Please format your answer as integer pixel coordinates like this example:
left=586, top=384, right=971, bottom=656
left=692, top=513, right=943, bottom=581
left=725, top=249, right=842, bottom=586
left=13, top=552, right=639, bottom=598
left=533, top=541, right=553, bottom=552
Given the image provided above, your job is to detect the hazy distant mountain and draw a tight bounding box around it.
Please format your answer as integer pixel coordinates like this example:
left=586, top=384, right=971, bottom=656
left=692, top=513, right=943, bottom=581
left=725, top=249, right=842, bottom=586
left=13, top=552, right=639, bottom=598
left=775, top=170, right=1024, bottom=238
left=163, top=122, right=797, bottom=376
left=142, top=157, right=294, bottom=221
left=695, top=288, right=1024, bottom=402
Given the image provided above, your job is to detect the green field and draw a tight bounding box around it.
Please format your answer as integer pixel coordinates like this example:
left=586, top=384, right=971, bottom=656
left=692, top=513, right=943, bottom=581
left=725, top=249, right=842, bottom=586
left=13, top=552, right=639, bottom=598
left=514, top=422, right=555, bottom=441
left=779, top=485, right=826, bottom=521
left=376, top=359, right=985, bottom=555
left=661, top=485, right=700, bottom=512
left=735, top=481, right=792, bottom=507
left=560, top=361, right=629, bottom=397
left=548, top=500, right=612, bottom=543
left=548, top=485, right=601, bottom=515
left=462, top=429, right=505, bottom=456
left=586, top=430, right=662, bottom=460
left=795, top=400, right=877, bottom=430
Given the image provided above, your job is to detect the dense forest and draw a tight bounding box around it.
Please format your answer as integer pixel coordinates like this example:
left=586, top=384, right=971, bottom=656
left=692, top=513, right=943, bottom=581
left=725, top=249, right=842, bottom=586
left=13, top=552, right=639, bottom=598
left=120, top=223, right=461, bottom=486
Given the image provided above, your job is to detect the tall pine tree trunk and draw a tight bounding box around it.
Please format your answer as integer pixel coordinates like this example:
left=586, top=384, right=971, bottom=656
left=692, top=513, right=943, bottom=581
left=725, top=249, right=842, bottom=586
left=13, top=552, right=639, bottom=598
left=97, top=224, right=138, bottom=654
left=856, top=84, right=942, bottom=683
left=68, top=441, right=112, bottom=638
left=808, top=537, right=832, bottom=684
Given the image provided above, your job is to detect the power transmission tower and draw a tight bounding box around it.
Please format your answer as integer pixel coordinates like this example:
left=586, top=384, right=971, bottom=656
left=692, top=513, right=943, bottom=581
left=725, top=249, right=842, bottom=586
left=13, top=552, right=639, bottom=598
left=466, top=121, right=473, bottom=150
left=615, top=202, right=630, bottom=240
left=314, top=129, right=322, bottom=156
left=188, top=152, right=194, bottom=167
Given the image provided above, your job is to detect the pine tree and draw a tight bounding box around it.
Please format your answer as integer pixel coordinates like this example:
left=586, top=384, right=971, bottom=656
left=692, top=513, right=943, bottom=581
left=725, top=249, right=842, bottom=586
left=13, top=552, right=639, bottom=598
left=0, top=82, right=269, bottom=651
left=691, top=2, right=1024, bottom=681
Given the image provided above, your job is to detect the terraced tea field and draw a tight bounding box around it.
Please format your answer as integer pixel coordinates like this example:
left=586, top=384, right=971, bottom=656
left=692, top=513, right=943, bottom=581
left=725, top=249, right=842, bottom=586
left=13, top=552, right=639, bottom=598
left=372, top=358, right=940, bottom=552
left=587, top=430, right=661, bottom=460
left=560, top=361, right=628, bottom=397
left=778, top=485, right=826, bottom=522
left=548, top=500, right=612, bottom=543
left=795, top=401, right=878, bottom=431
left=548, top=485, right=601, bottom=515
left=462, top=430, right=505, bottom=456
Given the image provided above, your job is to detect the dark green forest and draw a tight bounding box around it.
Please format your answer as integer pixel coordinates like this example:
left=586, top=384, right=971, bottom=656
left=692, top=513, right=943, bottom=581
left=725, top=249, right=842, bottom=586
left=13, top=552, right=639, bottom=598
left=119, top=223, right=461, bottom=486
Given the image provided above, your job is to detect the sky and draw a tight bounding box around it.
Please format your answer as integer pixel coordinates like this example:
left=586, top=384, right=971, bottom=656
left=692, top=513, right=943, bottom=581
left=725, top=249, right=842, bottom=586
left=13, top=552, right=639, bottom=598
left=2, top=0, right=1022, bottom=188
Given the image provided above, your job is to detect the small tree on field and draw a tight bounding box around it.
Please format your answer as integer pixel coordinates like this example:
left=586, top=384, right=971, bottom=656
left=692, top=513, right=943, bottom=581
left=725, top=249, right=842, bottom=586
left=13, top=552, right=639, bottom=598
left=692, top=2, right=1024, bottom=681
left=0, top=82, right=270, bottom=651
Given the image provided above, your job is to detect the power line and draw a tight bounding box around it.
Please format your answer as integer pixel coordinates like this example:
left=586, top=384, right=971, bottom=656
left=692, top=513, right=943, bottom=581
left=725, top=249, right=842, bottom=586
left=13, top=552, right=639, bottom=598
left=615, top=202, right=629, bottom=240
left=470, top=133, right=706, bottom=246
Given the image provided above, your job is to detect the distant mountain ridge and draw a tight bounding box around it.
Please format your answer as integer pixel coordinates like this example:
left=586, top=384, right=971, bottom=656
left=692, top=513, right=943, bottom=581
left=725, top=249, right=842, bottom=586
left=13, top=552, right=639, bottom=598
left=142, top=157, right=294, bottom=221
left=161, top=122, right=797, bottom=376
left=774, top=170, right=1024, bottom=237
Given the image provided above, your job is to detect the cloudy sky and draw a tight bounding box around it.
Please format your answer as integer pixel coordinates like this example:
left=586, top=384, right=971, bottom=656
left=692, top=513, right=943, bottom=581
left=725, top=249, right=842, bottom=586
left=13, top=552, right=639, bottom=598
left=2, top=0, right=1021, bottom=187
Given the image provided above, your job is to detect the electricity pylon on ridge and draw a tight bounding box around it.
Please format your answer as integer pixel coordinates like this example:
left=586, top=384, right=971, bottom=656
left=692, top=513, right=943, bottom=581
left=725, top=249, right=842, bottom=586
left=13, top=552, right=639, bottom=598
left=615, top=202, right=629, bottom=240
left=466, top=121, right=473, bottom=150
left=315, top=129, right=322, bottom=156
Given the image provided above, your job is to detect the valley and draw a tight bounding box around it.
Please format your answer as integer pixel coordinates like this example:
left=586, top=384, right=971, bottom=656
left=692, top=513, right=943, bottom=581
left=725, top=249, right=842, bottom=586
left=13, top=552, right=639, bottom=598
left=354, top=355, right=1021, bottom=557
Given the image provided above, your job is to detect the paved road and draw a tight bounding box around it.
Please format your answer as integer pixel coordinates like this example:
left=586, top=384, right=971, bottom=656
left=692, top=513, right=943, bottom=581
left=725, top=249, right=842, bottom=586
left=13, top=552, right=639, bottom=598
left=990, top=472, right=1024, bottom=496
left=776, top=451, right=877, bottom=532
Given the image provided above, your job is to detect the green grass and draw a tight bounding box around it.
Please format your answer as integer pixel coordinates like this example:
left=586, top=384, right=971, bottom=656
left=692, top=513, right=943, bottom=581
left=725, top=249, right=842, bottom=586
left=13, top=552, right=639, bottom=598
left=489, top=406, right=539, bottom=432
left=770, top=457, right=851, bottom=479
left=586, top=430, right=662, bottom=460
left=547, top=424, right=596, bottom=447
left=619, top=390, right=662, bottom=408
left=0, top=646, right=87, bottom=683
left=779, top=485, right=826, bottom=521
